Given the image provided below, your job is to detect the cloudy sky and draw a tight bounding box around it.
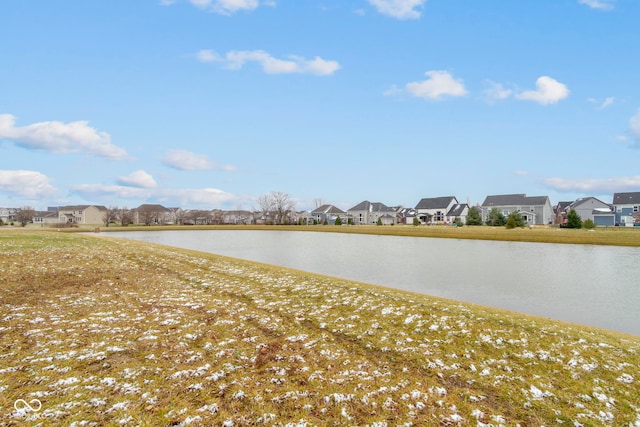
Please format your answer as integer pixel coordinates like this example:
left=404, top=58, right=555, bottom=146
left=1, top=0, right=639, bottom=211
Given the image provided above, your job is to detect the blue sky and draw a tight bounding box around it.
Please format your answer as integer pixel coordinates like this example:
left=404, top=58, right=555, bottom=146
left=1, top=0, right=639, bottom=212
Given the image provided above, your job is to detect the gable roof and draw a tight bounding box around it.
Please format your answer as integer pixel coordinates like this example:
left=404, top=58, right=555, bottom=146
left=136, top=204, right=169, bottom=212
left=482, top=194, right=549, bottom=207
left=446, top=203, right=468, bottom=217
left=568, top=197, right=610, bottom=210
left=613, top=192, right=640, bottom=205
left=347, top=200, right=395, bottom=212
left=415, top=196, right=457, bottom=210
left=312, top=204, right=346, bottom=215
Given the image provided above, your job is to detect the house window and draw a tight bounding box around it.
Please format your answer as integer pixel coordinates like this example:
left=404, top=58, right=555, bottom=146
left=634, top=206, right=639, bottom=213
left=435, top=211, right=444, bottom=222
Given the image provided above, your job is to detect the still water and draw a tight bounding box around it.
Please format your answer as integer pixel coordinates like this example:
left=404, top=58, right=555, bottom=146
left=105, top=230, right=639, bottom=336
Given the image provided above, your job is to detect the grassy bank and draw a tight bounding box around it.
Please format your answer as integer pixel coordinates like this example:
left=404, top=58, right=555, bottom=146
left=62, top=223, right=640, bottom=247
left=1, top=230, right=639, bottom=426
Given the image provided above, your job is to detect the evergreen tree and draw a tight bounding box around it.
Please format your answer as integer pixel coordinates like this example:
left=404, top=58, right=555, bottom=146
left=376, top=217, right=382, bottom=226
left=506, top=211, right=525, bottom=228
left=334, top=216, right=342, bottom=226
left=413, top=217, right=420, bottom=226
left=466, top=206, right=482, bottom=226
left=486, top=207, right=506, bottom=226
left=565, top=209, right=582, bottom=229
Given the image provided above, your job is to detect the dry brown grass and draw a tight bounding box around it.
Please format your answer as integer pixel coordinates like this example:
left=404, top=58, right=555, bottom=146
left=1, top=230, right=639, bottom=426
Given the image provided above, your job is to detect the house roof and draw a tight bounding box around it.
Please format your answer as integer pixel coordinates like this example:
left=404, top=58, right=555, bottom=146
left=136, top=204, right=169, bottom=212
left=568, top=197, right=610, bottom=210
left=482, top=194, right=549, bottom=207
left=446, top=203, right=468, bottom=217
left=613, top=192, right=640, bottom=205
left=58, top=205, right=107, bottom=211
left=415, top=196, right=457, bottom=210
left=348, top=200, right=394, bottom=212
left=312, top=204, right=346, bottom=215
left=554, top=201, right=573, bottom=213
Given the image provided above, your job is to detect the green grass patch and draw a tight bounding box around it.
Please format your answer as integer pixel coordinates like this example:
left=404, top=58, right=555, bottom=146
left=1, top=231, right=639, bottom=425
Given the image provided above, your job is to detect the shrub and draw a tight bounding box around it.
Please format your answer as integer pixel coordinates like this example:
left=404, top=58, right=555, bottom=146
left=334, top=216, right=342, bottom=226
left=582, top=219, right=596, bottom=230
left=413, top=217, right=420, bottom=227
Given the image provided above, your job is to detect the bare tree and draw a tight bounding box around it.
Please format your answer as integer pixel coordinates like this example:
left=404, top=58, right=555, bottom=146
left=313, top=198, right=326, bottom=209
left=256, top=193, right=274, bottom=224
left=271, top=191, right=295, bottom=225
left=103, top=205, right=119, bottom=227
left=16, top=206, right=35, bottom=227
left=119, top=207, right=133, bottom=226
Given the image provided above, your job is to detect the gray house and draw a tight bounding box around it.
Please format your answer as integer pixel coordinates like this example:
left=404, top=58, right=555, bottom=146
left=565, top=197, right=614, bottom=226
left=446, top=203, right=469, bottom=224
left=347, top=201, right=397, bottom=225
left=415, top=196, right=459, bottom=224
left=612, top=192, right=640, bottom=226
left=481, top=194, right=553, bottom=225
left=311, top=204, right=346, bottom=224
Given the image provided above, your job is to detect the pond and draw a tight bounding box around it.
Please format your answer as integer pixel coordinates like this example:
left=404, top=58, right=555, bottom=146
left=105, top=230, right=639, bottom=336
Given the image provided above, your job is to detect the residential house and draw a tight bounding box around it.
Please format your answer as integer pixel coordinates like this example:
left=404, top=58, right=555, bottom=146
left=33, top=209, right=59, bottom=225
left=57, top=205, right=108, bottom=225
left=446, top=203, right=469, bottom=224
left=222, top=210, right=255, bottom=225
left=311, top=204, right=346, bottom=225
left=347, top=201, right=397, bottom=225
left=612, top=192, right=640, bottom=226
left=415, top=196, right=459, bottom=224
left=553, top=201, right=573, bottom=225
left=0, top=207, right=18, bottom=223
left=481, top=194, right=553, bottom=225
left=133, top=204, right=171, bottom=225
left=396, top=206, right=417, bottom=225
left=565, top=197, right=614, bottom=226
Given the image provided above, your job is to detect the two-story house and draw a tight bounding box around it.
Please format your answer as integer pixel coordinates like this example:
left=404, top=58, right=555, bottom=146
left=58, top=205, right=108, bottom=225
left=311, top=204, right=347, bottom=225
left=414, top=196, right=460, bottom=224
left=481, top=194, right=553, bottom=225
left=347, top=201, right=397, bottom=225
left=612, top=192, right=640, bottom=226
left=565, top=197, right=614, bottom=226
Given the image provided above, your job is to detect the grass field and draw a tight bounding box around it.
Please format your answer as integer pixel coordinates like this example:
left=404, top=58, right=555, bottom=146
left=1, top=230, right=639, bottom=426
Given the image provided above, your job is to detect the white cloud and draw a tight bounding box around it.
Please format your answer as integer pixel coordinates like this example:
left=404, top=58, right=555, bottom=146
left=513, top=170, right=529, bottom=176
left=117, top=170, right=157, bottom=188
left=405, top=70, right=468, bottom=100
left=171, top=0, right=270, bottom=15
left=163, top=149, right=236, bottom=171
left=201, top=50, right=340, bottom=76
left=0, top=170, right=58, bottom=200
left=71, top=184, right=154, bottom=201
left=578, top=0, right=615, bottom=11
left=483, top=81, right=513, bottom=103
left=0, top=114, right=128, bottom=160
left=196, top=49, right=220, bottom=63
left=516, top=76, right=569, bottom=105
left=630, top=109, right=640, bottom=147
left=368, top=0, right=425, bottom=20
left=71, top=184, right=237, bottom=208
left=599, top=96, right=615, bottom=109
left=542, top=176, right=640, bottom=193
